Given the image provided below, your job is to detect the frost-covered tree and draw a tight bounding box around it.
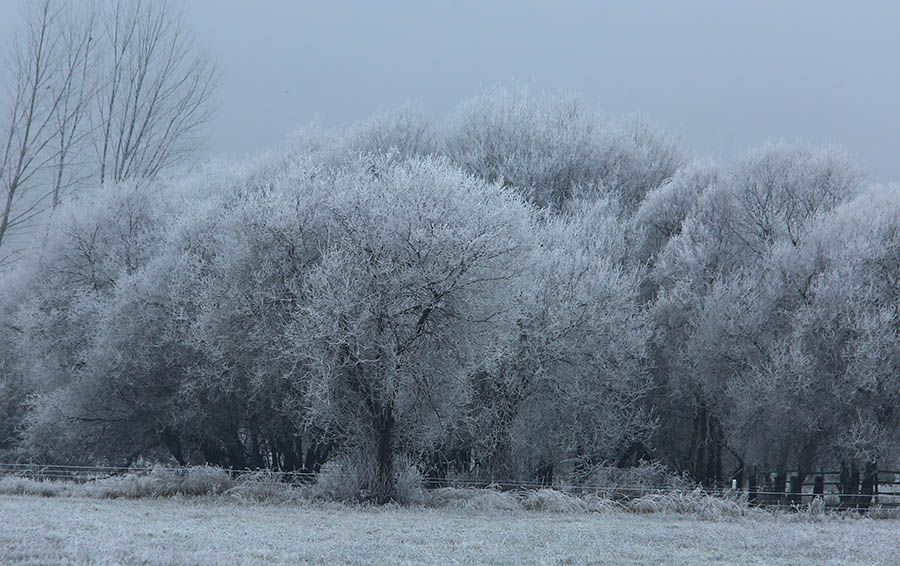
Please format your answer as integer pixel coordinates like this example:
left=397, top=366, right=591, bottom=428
left=170, top=165, right=333, bottom=470
left=649, top=144, right=865, bottom=483
left=8, top=182, right=171, bottom=462
left=291, top=105, right=435, bottom=171
left=729, top=184, right=900, bottom=473
left=0, top=84, right=895, bottom=496
left=443, top=85, right=682, bottom=210
left=630, top=160, right=719, bottom=269
left=0, top=1, right=83, bottom=262
left=288, top=157, right=533, bottom=501
left=470, top=199, right=653, bottom=482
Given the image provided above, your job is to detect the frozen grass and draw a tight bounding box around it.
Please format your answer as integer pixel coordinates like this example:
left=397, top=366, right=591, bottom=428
left=0, top=467, right=292, bottom=501
left=1, top=494, right=898, bottom=565
left=3, top=472, right=897, bottom=522
left=626, top=488, right=751, bottom=519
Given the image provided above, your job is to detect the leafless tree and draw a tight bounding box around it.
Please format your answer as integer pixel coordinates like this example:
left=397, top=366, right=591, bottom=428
left=0, top=0, right=66, bottom=263
left=93, top=0, right=219, bottom=184
left=0, top=0, right=219, bottom=268
left=49, top=4, right=97, bottom=208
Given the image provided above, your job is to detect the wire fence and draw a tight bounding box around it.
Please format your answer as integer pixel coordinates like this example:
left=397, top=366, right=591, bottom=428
left=1, top=462, right=898, bottom=508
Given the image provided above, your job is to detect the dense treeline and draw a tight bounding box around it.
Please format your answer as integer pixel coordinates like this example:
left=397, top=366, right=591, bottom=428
left=1, top=87, right=897, bottom=502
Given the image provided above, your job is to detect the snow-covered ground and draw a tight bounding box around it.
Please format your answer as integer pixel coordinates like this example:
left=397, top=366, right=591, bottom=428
left=1, top=494, right=897, bottom=565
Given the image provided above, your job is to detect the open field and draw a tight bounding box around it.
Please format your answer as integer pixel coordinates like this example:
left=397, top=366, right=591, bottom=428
left=1, top=495, right=898, bottom=565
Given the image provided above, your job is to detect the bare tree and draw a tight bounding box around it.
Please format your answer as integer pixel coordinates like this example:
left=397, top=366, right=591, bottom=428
left=0, top=0, right=66, bottom=263
left=0, top=0, right=219, bottom=267
left=49, top=4, right=97, bottom=208
left=93, top=0, right=219, bottom=184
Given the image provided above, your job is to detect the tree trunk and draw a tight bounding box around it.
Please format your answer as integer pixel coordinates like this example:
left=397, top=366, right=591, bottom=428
left=280, top=436, right=302, bottom=472
left=536, top=462, right=554, bottom=486
left=374, top=407, right=395, bottom=503
left=304, top=441, right=331, bottom=474
left=200, top=441, right=227, bottom=467
left=788, top=473, right=803, bottom=505
left=693, top=403, right=709, bottom=485
left=813, top=474, right=824, bottom=496
left=748, top=466, right=759, bottom=505
left=839, top=461, right=860, bottom=508
left=159, top=428, right=185, bottom=466
left=705, top=418, right=724, bottom=489
left=860, top=461, right=877, bottom=509
left=225, top=430, right=247, bottom=470
left=772, top=471, right=787, bottom=505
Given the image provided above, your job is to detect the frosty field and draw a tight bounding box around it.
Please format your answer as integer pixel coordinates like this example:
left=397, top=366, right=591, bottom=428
left=1, top=494, right=897, bottom=565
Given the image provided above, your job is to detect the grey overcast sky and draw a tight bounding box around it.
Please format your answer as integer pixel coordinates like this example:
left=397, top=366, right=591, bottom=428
left=4, top=0, right=900, bottom=181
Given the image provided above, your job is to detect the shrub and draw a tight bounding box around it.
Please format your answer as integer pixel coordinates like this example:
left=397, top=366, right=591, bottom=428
left=581, top=460, right=692, bottom=500
left=580, top=492, right=623, bottom=513
left=227, top=471, right=301, bottom=503
left=522, top=489, right=587, bottom=513
left=180, top=466, right=234, bottom=496
left=424, top=487, right=478, bottom=508
left=424, top=486, right=522, bottom=512
left=313, top=452, right=427, bottom=505
left=0, top=476, right=66, bottom=497
left=627, top=488, right=748, bottom=519
left=312, top=453, right=376, bottom=502
left=82, top=465, right=234, bottom=499
left=865, top=506, right=900, bottom=520
left=393, top=460, right=425, bottom=506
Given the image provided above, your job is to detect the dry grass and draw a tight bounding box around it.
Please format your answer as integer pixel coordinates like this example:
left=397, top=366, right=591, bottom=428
left=2, top=471, right=895, bottom=523
left=1, top=494, right=898, bottom=565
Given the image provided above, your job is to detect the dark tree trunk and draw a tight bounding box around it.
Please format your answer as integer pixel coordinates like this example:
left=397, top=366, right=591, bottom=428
left=839, top=461, right=860, bottom=508
left=226, top=431, right=247, bottom=470
left=692, top=403, right=725, bottom=488
left=788, top=474, right=803, bottom=505
left=693, top=404, right=709, bottom=485
left=748, top=467, right=759, bottom=505
left=159, top=428, right=186, bottom=466
left=280, top=436, right=302, bottom=472
left=374, top=408, right=396, bottom=504
left=860, top=461, right=877, bottom=509
left=813, top=474, right=824, bottom=496
left=705, top=419, right=724, bottom=489
left=304, top=441, right=330, bottom=474
left=536, top=462, right=554, bottom=486
left=773, top=471, right=787, bottom=505
left=249, top=430, right=265, bottom=470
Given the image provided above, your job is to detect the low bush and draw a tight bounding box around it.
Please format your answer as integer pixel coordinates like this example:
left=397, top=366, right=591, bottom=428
left=227, top=472, right=301, bottom=503
left=313, top=453, right=426, bottom=505
left=580, top=460, right=692, bottom=500
left=81, top=465, right=234, bottom=499
left=3, top=467, right=895, bottom=523
left=425, top=486, right=522, bottom=511
left=522, top=489, right=587, bottom=513
left=312, top=453, right=375, bottom=502
left=627, top=488, right=748, bottom=519
left=393, top=460, right=425, bottom=506
left=0, top=476, right=66, bottom=497
left=179, top=466, right=234, bottom=496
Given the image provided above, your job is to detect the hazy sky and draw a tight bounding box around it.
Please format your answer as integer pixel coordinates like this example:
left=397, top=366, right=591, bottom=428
left=4, top=0, right=900, bottom=181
